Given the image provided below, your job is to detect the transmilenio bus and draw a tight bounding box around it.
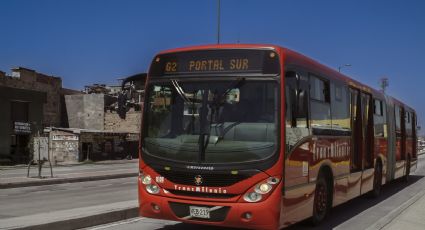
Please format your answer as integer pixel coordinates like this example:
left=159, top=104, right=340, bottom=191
left=137, top=44, right=418, bottom=229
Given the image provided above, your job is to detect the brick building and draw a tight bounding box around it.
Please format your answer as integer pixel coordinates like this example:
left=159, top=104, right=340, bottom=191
left=0, top=67, right=80, bottom=164
left=0, top=67, right=80, bottom=127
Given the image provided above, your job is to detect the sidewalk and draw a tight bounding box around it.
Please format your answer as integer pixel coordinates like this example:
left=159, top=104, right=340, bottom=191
left=0, top=159, right=138, bottom=189
left=382, top=190, right=425, bottom=230
left=365, top=154, right=425, bottom=230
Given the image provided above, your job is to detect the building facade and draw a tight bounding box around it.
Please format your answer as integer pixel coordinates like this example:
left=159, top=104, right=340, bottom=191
left=0, top=67, right=80, bottom=164
left=0, top=85, right=46, bottom=164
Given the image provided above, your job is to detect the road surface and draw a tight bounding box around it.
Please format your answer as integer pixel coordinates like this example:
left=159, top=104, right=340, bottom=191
left=0, top=177, right=137, bottom=219
left=85, top=154, right=425, bottom=230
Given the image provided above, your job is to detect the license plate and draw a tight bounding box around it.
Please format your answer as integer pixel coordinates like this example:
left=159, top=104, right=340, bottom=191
left=189, top=206, right=210, bottom=219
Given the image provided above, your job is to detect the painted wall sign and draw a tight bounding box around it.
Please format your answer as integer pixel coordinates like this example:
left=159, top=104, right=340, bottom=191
left=14, top=122, right=31, bottom=134
left=52, top=135, right=79, bottom=141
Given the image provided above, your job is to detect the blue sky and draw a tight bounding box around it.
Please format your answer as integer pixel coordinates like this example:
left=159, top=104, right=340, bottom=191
left=0, top=0, right=424, bottom=133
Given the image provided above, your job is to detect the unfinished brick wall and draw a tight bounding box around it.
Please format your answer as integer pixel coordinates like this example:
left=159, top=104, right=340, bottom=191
left=104, top=111, right=141, bottom=133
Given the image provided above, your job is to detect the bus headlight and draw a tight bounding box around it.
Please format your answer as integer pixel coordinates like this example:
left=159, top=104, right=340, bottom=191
left=146, top=184, right=160, bottom=194
left=140, top=172, right=161, bottom=194
left=141, top=174, right=152, bottom=185
left=244, top=192, right=262, bottom=202
left=241, top=176, right=281, bottom=203
left=255, top=183, right=272, bottom=194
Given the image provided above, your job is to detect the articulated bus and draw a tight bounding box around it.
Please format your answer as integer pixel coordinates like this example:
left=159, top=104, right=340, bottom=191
left=137, top=44, right=418, bottom=229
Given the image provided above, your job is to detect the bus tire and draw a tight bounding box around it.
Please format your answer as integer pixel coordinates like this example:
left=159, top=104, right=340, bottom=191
left=403, top=156, right=411, bottom=182
left=371, top=160, right=382, bottom=198
left=311, top=172, right=331, bottom=225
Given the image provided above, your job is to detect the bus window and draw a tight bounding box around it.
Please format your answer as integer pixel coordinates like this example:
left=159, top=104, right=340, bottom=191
left=310, top=75, right=331, bottom=135
left=395, top=106, right=401, bottom=134
left=285, top=71, right=308, bottom=128
left=373, top=99, right=386, bottom=137
left=285, top=71, right=309, bottom=152
left=406, top=111, right=412, bottom=137
left=331, top=83, right=350, bottom=135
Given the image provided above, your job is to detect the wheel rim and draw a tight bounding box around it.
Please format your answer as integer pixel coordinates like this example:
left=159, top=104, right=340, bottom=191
left=315, top=182, right=327, bottom=216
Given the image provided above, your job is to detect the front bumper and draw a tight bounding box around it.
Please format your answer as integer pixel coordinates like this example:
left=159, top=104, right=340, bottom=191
left=139, top=183, right=282, bottom=230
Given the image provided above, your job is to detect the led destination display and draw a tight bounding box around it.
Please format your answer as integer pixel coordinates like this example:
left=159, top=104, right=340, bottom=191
left=149, top=49, right=280, bottom=76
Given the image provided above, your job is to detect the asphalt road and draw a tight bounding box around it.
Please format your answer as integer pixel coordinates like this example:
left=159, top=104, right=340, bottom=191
left=0, top=177, right=137, bottom=219
left=85, top=154, right=425, bottom=230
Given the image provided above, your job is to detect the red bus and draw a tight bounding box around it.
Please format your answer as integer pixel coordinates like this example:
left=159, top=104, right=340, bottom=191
left=137, top=44, right=418, bottom=229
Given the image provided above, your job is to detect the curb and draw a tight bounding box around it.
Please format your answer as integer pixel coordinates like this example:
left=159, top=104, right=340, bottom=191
left=366, top=188, right=425, bottom=230
left=14, top=207, right=139, bottom=230
left=0, top=159, right=138, bottom=170
left=0, top=201, right=139, bottom=230
left=0, top=172, right=138, bottom=189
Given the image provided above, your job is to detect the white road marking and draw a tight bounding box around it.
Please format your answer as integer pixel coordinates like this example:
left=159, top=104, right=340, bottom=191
left=82, top=217, right=145, bottom=230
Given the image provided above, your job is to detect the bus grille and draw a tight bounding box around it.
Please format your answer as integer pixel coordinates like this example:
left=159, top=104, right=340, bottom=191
left=155, top=169, right=253, bottom=187
left=168, top=190, right=238, bottom=199
left=169, top=202, right=230, bottom=222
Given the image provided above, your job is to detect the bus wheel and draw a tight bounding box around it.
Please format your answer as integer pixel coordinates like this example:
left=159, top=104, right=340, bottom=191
left=311, top=173, right=331, bottom=225
left=371, top=161, right=382, bottom=198
left=404, top=157, right=411, bottom=182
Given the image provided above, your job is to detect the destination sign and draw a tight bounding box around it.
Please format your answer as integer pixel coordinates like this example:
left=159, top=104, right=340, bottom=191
left=149, top=49, right=280, bottom=76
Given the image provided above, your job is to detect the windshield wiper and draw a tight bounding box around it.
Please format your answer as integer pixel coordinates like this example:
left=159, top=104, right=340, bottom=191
left=171, top=79, right=189, bottom=102
left=198, top=89, right=209, bottom=162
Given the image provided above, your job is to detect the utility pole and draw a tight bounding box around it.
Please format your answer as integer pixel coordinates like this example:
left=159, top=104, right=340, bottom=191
left=217, top=0, right=221, bottom=44
left=380, top=77, right=389, bottom=94
left=338, top=64, right=351, bottom=73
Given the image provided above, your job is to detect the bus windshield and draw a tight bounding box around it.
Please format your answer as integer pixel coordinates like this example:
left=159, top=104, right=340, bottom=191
left=142, top=78, right=278, bottom=164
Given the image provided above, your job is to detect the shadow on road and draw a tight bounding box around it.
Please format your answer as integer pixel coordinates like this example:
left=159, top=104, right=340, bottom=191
left=156, top=175, right=423, bottom=230
left=286, top=175, right=424, bottom=230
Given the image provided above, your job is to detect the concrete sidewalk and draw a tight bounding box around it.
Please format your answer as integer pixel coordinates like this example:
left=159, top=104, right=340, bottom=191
left=381, top=190, right=425, bottom=230
left=0, top=200, right=138, bottom=230
left=365, top=154, right=425, bottom=230
left=0, top=159, right=138, bottom=189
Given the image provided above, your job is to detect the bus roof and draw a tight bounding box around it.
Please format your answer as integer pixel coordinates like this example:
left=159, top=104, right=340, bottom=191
left=153, top=43, right=414, bottom=112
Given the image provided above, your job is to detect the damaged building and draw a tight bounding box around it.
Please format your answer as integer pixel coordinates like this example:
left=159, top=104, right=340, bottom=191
left=0, top=67, right=80, bottom=164
left=53, top=73, right=146, bottom=164
left=0, top=68, right=145, bottom=165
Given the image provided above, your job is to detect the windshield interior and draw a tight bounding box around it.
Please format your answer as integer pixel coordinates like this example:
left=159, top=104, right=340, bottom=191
left=142, top=78, right=278, bottom=164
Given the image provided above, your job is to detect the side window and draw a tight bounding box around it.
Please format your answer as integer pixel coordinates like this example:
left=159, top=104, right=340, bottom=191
left=406, top=111, right=412, bottom=137
left=374, top=99, right=383, bottom=116
left=310, top=74, right=331, bottom=134
left=285, top=71, right=309, bottom=128
left=331, top=83, right=350, bottom=134
left=285, top=70, right=310, bottom=153
left=395, top=106, right=401, bottom=134
left=310, top=76, right=330, bottom=102
left=373, top=99, right=385, bottom=137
